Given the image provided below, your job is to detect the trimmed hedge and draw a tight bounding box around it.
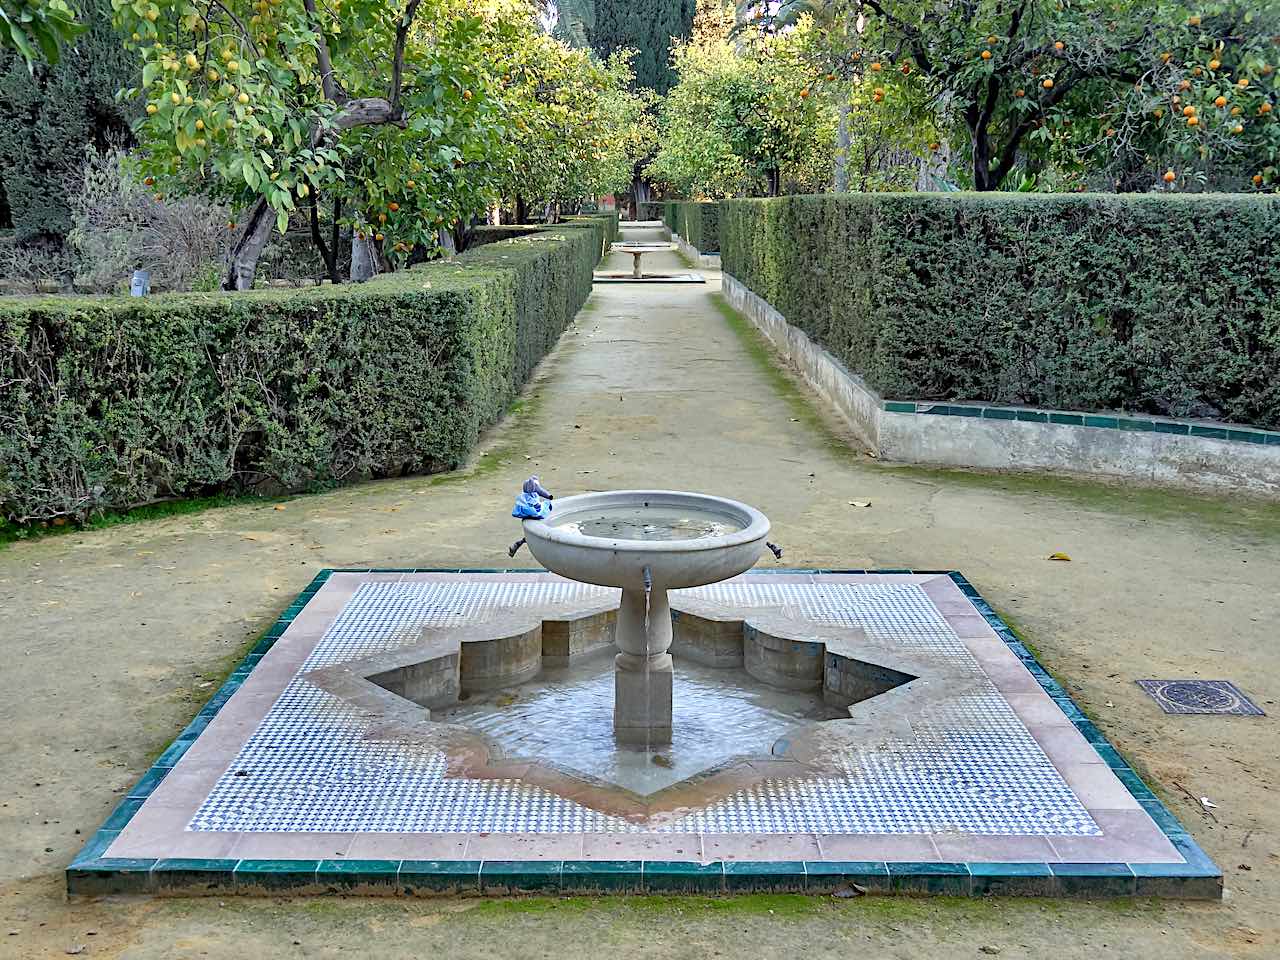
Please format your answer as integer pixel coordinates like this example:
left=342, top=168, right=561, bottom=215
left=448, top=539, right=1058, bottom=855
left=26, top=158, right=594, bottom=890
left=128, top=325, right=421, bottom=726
left=721, top=194, right=1280, bottom=430
left=637, top=201, right=665, bottom=221
left=663, top=201, right=720, bottom=254
left=0, top=216, right=611, bottom=522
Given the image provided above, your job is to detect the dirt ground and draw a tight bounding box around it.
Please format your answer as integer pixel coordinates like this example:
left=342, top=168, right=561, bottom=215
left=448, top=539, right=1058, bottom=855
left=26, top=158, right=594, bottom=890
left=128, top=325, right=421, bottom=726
left=1, top=228, right=1277, bottom=959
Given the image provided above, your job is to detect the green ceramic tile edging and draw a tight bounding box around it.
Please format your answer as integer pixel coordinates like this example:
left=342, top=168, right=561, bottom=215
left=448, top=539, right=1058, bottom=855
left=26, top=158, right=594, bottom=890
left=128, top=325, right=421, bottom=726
left=67, top=569, right=1222, bottom=900
left=885, top=400, right=1276, bottom=447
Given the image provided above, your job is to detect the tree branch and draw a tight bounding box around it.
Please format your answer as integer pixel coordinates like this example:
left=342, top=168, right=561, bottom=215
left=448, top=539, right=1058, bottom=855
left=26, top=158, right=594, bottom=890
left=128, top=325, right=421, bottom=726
left=301, top=0, right=345, bottom=103
left=390, top=0, right=424, bottom=114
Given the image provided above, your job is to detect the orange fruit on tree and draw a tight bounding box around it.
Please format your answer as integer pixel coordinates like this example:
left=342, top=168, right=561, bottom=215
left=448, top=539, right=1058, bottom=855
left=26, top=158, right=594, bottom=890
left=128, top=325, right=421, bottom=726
left=1209, top=59, right=1220, bottom=70
left=1153, top=107, right=1164, bottom=118
left=1238, top=78, right=1250, bottom=87
left=1054, top=40, right=1065, bottom=51
left=1231, top=105, right=1242, bottom=115
left=388, top=202, right=399, bottom=212
left=981, top=50, right=991, bottom=60
left=1163, top=170, right=1177, bottom=182
left=1160, top=52, right=1172, bottom=63
left=1106, top=127, right=1116, bottom=136
left=1233, top=124, right=1244, bottom=133
left=1192, top=66, right=1202, bottom=76
left=1183, top=104, right=1196, bottom=116
left=901, top=63, right=911, bottom=74
left=1187, top=115, right=1199, bottom=126
left=1188, top=15, right=1201, bottom=26
left=800, top=88, right=810, bottom=98
left=1260, top=102, right=1273, bottom=114
left=1214, top=96, right=1227, bottom=107
left=1179, top=78, right=1191, bottom=90
left=1043, top=78, right=1054, bottom=89
left=1015, top=88, right=1025, bottom=97
left=870, top=61, right=882, bottom=71
left=1254, top=174, right=1265, bottom=186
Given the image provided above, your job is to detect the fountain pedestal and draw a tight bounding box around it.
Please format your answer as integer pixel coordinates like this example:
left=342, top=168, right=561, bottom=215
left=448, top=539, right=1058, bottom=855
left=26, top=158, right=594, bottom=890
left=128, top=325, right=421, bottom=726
left=520, top=490, right=771, bottom=748
left=613, top=588, right=674, bottom=744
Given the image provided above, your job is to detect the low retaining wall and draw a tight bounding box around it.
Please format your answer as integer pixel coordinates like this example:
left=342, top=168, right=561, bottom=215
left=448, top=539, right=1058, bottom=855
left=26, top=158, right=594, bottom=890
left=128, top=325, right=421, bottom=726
left=665, top=228, right=722, bottom=269
left=723, top=274, right=1280, bottom=497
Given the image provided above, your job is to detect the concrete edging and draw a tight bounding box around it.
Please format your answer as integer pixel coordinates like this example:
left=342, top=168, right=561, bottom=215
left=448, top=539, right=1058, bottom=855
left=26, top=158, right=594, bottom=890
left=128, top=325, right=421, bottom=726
left=722, top=273, right=1280, bottom=497
left=663, top=228, right=721, bottom=269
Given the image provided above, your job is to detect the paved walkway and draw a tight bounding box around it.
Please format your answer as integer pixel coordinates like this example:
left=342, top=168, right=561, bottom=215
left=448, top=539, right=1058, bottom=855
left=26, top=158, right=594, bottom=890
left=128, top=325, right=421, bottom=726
left=1, top=222, right=1278, bottom=958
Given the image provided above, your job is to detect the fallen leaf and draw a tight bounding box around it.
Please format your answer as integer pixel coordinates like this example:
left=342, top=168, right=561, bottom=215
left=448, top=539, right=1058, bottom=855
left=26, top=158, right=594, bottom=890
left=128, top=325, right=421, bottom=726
left=1048, top=552, right=1071, bottom=561
left=848, top=500, right=872, bottom=508
left=274, top=505, right=286, bottom=511
left=1200, top=797, right=1218, bottom=810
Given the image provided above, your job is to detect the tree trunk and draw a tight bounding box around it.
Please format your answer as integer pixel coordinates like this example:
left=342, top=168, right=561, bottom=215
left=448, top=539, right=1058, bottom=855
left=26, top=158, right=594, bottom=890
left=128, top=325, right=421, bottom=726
left=972, top=132, right=993, bottom=191
left=766, top=167, right=781, bottom=197
left=833, top=100, right=851, bottom=192
left=308, top=192, right=340, bottom=283
left=223, top=197, right=276, bottom=291
left=515, top=195, right=528, bottom=224
left=437, top=226, right=457, bottom=256
left=350, top=233, right=381, bottom=282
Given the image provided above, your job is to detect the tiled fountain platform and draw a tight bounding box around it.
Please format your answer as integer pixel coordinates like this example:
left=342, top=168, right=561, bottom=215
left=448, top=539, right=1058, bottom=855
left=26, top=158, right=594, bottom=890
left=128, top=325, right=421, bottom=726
left=69, top=570, right=1221, bottom=899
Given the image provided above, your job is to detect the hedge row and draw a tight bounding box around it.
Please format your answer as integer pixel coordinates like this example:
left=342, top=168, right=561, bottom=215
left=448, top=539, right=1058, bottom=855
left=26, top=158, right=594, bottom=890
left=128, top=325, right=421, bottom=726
left=663, top=201, right=720, bottom=254
left=721, top=194, right=1280, bottom=430
left=0, top=215, right=612, bottom=522
left=637, top=201, right=665, bottom=221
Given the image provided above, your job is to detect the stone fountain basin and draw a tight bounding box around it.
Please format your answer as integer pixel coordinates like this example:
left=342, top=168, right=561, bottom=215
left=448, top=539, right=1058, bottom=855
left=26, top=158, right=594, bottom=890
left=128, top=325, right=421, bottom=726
left=522, top=490, right=770, bottom=591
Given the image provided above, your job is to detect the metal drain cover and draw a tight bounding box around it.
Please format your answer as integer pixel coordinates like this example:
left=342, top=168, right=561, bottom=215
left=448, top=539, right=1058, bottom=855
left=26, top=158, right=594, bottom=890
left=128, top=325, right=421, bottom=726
left=1136, top=679, right=1265, bottom=716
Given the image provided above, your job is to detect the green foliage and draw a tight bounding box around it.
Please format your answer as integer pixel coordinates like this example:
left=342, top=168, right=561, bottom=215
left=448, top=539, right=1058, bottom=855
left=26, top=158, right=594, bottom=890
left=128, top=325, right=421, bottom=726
left=646, top=0, right=833, bottom=197
left=590, top=0, right=696, bottom=93
left=0, top=0, right=83, bottom=68
left=0, top=0, right=136, bottom=241
left=663, top=199, right=718, bottom=252
left=721, top=193, right=1280, bottom=428
left=0, top=215, right=612, bottom=523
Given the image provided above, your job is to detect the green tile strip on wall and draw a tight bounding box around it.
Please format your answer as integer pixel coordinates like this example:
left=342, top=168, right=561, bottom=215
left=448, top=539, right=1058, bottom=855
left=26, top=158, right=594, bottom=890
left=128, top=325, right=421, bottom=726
left=67, top=569, right=1222, bottom=900
left=885, top=401, right=1276, bottom=446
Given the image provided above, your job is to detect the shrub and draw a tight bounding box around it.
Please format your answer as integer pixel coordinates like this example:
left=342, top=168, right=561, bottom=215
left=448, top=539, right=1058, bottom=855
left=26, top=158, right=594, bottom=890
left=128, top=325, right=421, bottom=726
left=663, top=201, right=719, bottom=253
left=0, top=216, right=610, bottom=523
left=637, top=201, right=665, bottom=221
left=721, top=193, right=1280, bottom=430
left=66, top=147, right=231, bottom=293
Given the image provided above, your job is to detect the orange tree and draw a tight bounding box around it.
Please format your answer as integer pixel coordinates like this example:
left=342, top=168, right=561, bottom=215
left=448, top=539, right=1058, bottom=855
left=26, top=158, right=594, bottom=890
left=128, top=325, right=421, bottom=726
left=114, top=0, right=531, bottom=288
left=767, top=0, right=1278, bottom=191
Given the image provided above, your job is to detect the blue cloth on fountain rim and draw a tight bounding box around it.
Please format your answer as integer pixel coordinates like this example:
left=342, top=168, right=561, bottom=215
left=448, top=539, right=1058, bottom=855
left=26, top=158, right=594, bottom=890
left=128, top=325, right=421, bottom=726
left=512, top=491, right=552, bottom=519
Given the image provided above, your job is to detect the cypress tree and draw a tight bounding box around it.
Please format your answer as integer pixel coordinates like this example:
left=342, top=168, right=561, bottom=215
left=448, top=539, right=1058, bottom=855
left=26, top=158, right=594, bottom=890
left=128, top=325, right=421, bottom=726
left=0, top=0, right=137, bottom=242
left=590, top=0, right=696, bottom=93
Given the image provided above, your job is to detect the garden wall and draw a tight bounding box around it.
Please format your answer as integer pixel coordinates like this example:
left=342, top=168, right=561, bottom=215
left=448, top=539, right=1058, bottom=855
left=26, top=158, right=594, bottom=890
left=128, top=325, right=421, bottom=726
left=0, top=216, right=612, bottom=523
left=721, top=194, right=1280, bottom=494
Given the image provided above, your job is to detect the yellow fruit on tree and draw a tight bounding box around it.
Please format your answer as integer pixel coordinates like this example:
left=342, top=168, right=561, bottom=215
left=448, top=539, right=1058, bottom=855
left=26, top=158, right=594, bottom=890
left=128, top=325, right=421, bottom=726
left=146, top=103, right=158, bottom=115
left=170, top=92, right=181, bottom=104
left=207, top=68, right=219, bottom=82
left=146, top=8, right=158, bottom=21
left=374, top=233, right=384, bottom=242
left=987, top=35, right=998, bottom=44
left=1188, top=15, right=1201, bottom=26
left=183, top=96, right=193, bottom=105
left=227, top=61, right=239, bottom=72
left=1209, top=59, right=1220, bottom=70
left=185, top=53, right=199, bottom=70
left=1233, top=124, right=1244, bottom=133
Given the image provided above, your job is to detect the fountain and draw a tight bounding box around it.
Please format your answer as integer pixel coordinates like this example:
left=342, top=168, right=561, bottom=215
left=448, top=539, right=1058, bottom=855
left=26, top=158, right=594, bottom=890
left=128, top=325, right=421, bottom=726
left=521, top=490, right=771, bottom=745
